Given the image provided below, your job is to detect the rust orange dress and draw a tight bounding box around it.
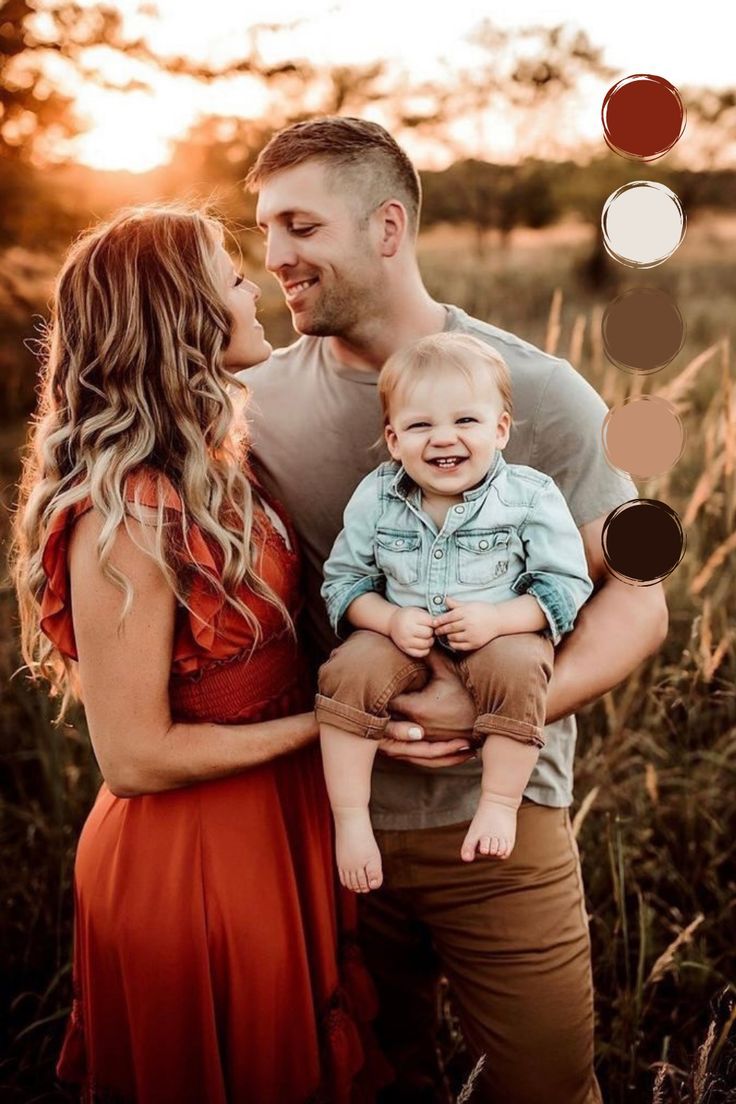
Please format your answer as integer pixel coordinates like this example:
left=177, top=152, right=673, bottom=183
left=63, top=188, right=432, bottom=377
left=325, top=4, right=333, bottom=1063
left=40, top=468, right=390, bottom=1104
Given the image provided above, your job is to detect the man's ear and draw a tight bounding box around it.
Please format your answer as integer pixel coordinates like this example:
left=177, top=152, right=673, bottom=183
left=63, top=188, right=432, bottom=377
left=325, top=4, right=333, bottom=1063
left=375, top=200, right=406, bottom=259
left=385, top=424, right=401, bottom=460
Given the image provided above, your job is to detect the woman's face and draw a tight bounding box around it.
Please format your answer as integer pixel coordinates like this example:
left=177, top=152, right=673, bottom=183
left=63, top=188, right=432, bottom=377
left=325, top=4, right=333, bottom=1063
left=214, top=245, right=272, bottom=369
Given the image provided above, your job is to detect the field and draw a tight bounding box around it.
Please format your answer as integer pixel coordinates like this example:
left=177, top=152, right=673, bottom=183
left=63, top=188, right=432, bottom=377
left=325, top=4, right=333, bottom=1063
left=1, top=216, right=735, bottom=1102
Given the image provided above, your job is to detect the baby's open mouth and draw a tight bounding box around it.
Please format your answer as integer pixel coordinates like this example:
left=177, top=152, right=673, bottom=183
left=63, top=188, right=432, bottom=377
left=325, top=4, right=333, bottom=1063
left=427, top=457, right=467, bottom=469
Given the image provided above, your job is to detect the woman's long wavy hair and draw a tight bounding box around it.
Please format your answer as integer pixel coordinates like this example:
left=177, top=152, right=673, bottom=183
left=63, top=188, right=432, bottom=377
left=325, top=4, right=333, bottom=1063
left=10, top=202, right=295, bottom=721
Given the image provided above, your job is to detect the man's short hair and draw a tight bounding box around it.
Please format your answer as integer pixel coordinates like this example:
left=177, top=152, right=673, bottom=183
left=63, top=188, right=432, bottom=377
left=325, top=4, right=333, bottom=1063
left=245, top=116, right=422, bottom=235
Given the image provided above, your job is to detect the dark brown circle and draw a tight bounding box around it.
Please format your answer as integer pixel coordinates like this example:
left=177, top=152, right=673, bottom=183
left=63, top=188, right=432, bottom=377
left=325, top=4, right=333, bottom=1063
left=602, top=287, right=685, bottom=374
left=602, top=499, right=685, bottom=584
left=602, top=74, right=686, bottom=161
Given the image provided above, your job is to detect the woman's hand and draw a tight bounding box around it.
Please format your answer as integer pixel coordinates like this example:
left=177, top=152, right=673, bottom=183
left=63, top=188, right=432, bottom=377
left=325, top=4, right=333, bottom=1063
left=376, top=734, right=477, bottom=768
left=379, top=648, right=478, bottom=768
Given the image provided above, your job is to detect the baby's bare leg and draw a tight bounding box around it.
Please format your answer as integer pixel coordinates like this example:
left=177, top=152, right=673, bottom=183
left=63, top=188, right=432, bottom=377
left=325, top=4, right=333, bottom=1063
left=319, top=723, right=382, bottom=893
left=457, top=633, right=553, bottom=862
left=460, top=736, right=539, bottom=862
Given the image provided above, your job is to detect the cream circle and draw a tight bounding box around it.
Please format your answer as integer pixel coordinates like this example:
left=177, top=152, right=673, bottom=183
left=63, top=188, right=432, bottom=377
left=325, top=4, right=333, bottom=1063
left=601, top=182, right=686, bottom=268
left=602, top=395, right=685, bottom=478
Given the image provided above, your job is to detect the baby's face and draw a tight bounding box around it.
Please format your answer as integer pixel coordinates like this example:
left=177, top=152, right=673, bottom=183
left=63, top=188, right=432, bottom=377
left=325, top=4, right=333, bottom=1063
left=384, top=370, right=511, bottom=498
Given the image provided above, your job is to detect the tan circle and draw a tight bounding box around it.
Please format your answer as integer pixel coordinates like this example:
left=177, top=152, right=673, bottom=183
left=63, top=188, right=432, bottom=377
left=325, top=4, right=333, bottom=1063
left=602, top=395, right=684, bottom=478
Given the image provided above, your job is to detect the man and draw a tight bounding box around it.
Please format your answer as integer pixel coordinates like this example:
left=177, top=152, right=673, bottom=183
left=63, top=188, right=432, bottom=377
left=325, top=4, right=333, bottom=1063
left=238, top=117, right=668, bottom=1104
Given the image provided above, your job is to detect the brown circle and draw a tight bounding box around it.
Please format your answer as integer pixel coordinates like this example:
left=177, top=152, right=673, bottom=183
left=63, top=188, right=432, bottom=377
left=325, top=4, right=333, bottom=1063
left=602, top=499, right=685, bottom=584
left=602, top=74, right=686, bottom=161
left=602, top=287, right=685, bottom=374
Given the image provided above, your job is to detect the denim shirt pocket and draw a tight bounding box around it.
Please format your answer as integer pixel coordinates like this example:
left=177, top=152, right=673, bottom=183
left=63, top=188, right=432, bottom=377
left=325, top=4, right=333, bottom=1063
left=375, top=528, right=422, bottom=585
left=455, top=526, right=512, bottom=586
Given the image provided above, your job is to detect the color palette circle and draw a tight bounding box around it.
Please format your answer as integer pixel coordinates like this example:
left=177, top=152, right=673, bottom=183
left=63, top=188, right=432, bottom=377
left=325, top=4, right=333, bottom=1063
left=602, top=396, right=685, bottom=479
left=602, top=74, right=686, bottom=161
left=602, top=499, right=685, bottom=584
left=602, top=287, right=685, bottom=374
left=601, top=182, right=686, bottom=268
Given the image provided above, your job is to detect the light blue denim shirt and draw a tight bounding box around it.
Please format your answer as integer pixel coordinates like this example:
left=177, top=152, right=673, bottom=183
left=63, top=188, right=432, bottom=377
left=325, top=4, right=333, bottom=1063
left=322, top=450, right=593, bottom=647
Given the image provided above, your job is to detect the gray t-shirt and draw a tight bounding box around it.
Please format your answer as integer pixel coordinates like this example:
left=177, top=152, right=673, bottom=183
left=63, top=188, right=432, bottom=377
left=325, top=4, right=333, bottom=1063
left=238, top=304, right=636, bottom=829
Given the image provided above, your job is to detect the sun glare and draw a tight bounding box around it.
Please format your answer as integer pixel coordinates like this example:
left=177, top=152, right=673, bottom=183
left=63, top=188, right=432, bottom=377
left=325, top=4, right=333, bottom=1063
left=58, top=0, right=733, bottom=174
left=72, top=86, right=195, bottom=173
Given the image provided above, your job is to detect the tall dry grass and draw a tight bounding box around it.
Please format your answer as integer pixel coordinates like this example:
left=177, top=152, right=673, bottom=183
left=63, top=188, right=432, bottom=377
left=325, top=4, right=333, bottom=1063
left=544, top=300, right=736, bottom=1104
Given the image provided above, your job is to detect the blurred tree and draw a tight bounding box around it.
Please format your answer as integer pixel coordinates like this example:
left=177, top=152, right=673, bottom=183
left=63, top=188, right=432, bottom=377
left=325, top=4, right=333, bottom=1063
left=163, top=56, right=392, bottom=227
left=421, top=159, right=557, bottom=256
left=683, top=87, right=736, bottom=172
left=0, top=3, right=360, bottom=165
left=392, top=21, right=617, bottom=256
left=0, top=0, right=152, bottom=161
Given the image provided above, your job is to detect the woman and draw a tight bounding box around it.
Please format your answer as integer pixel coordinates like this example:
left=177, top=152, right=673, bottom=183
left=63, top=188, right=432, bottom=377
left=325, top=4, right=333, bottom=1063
left=10, top=204, right=388, bottom=1103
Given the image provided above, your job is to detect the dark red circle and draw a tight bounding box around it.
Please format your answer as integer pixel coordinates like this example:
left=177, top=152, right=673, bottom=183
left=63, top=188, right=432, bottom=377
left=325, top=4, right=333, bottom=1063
left=602, top=75, right=686, bottom=161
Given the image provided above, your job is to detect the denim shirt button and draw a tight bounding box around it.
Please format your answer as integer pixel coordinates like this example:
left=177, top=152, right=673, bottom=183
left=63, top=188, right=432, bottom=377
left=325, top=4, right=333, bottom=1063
left=432, top=595, right=443, bottom=605
left=434, top=549, right=444, bottom=559
left=479, top=540, right=489, bottom=549
left=454, top=505, right=465, bottom=514
left=395, top=539, right=404, bottom=547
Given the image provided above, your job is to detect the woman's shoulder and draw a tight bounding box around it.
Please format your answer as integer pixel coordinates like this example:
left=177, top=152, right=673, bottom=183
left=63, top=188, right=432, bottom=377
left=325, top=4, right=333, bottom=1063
left=38, top=463, right=296, bottom=672
left=38, top=467, right=191, bottom=661
left=41, top=467, right=186, bottom=587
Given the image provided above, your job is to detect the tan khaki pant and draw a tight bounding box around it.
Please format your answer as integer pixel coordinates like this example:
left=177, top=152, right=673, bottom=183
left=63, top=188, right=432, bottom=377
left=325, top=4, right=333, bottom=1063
left=316, top=629, right=554, bottom=748
left=358, top=802, right=603, bottom=1104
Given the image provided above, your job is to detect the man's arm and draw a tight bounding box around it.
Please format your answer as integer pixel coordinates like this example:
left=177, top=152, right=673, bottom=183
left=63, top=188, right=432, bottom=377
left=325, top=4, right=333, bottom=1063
left=544, top=512, right=668, bottom=722
left=381, top=511, right=669, bottom=764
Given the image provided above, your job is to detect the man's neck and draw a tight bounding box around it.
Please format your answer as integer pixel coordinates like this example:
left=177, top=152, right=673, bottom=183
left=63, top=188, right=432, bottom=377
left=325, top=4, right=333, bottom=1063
left=325, top=290, right=449, bottom=376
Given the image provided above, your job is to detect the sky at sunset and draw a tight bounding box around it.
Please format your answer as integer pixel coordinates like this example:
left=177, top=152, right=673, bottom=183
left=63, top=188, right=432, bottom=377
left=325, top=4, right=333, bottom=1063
left=64, top=0, right=736, bottom=172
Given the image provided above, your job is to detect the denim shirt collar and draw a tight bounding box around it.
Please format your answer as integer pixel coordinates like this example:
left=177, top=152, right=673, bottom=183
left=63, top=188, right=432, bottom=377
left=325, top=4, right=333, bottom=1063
left=389, top=449, right=506, bottom=507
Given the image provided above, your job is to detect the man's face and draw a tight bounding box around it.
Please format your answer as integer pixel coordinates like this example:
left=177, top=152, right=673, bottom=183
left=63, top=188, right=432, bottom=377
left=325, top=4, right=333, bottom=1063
left=255, top=160, right=385, bottom=338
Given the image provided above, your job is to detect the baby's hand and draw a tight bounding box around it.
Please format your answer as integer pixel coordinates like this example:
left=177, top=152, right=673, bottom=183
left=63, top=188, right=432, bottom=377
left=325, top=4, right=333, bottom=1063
left=433, top=597, right=500, bottom=651
left=389, top=606, right=435, bottom=657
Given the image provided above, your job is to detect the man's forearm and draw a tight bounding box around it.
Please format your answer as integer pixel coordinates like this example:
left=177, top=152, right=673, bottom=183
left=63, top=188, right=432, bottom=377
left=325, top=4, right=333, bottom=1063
left=545, top=576, right=668, bottom=725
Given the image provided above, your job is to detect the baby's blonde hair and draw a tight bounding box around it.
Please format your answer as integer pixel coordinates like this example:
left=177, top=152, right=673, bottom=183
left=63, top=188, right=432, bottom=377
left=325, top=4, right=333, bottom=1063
left=377, top=332, right=513, bottom=427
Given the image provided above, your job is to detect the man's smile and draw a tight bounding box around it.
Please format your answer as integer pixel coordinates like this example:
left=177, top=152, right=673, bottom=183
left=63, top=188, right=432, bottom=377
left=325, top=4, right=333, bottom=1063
left=283, top=277, right=319, bottom=303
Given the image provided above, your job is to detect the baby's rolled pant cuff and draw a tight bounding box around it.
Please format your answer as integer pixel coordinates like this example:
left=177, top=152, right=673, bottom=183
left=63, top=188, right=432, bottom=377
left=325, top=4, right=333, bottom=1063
left=316, top=629, right=429, bottom=740
left=315, top=694, right=390, bottom=740
left=472, top=713, right=546, bottom=750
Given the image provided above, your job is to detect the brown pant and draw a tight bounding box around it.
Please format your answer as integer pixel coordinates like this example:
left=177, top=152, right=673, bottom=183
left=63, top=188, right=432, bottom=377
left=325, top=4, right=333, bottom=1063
left=315, top=629, right=555, bottom=748
left=359, top=804, right=602, bottom=1104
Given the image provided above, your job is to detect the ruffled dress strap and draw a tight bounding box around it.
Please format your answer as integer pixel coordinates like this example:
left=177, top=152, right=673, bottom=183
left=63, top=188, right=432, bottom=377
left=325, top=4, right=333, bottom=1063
left=39, top=494, right=94, bottom=661
left=38, top=466, right=307, bottom=695
left=39, top=469, right=223, bottom=663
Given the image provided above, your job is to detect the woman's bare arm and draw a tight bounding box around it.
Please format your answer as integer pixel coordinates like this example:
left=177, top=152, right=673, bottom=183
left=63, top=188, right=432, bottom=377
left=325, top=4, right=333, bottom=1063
left=69, top=509, right=317, bottom=798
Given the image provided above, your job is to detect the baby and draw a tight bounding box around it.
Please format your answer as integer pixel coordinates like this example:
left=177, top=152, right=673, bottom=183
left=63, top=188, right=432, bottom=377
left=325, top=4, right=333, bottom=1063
left=315, top=332, right=593, bottom=893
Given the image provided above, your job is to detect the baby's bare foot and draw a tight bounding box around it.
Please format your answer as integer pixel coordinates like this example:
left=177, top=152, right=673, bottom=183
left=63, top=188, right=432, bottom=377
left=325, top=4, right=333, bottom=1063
left=333, top=807, right=383, bottom=893
left=461, top=793, right=521, bottom=862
